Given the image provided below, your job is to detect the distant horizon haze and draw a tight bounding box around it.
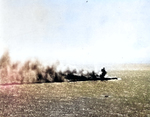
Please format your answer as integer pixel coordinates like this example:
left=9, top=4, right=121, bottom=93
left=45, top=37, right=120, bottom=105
left=0, top=0, right=150, bottom=65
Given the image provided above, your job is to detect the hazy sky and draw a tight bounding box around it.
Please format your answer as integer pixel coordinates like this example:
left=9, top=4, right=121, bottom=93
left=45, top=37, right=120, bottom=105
left=0, top=0, right=150, bottom=65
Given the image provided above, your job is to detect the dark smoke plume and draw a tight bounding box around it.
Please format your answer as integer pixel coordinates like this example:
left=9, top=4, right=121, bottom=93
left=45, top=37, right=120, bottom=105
left=0, top=51, right=106, bottom=85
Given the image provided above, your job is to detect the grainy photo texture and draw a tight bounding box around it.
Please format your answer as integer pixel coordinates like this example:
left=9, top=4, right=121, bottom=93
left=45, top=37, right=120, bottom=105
left=0, top=0, right=150, bottom=116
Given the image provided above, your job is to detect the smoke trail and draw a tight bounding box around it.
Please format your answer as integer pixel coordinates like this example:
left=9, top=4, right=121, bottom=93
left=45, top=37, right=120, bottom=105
left=0, top=51, right=106, bottom=85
